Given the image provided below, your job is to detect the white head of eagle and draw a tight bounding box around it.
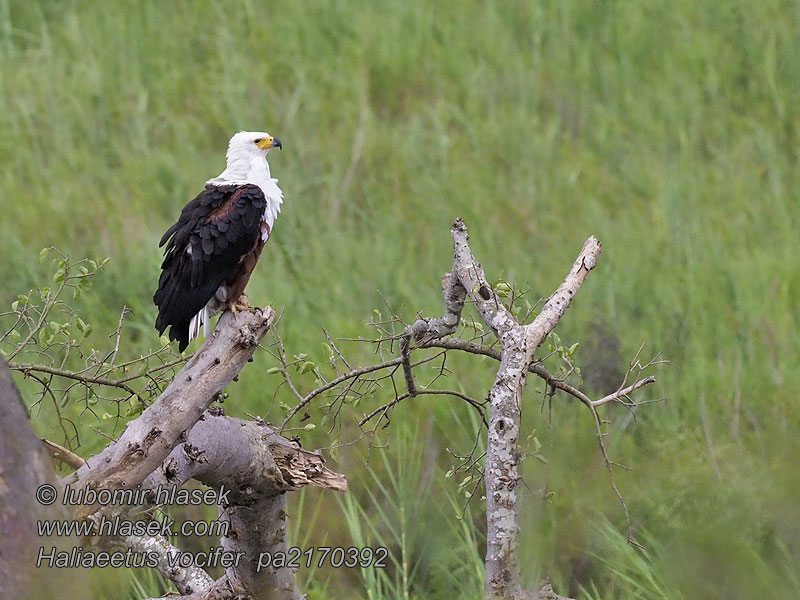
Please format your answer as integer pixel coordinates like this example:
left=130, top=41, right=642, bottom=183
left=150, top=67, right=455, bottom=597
left=154, top=131, right=284, bottom=351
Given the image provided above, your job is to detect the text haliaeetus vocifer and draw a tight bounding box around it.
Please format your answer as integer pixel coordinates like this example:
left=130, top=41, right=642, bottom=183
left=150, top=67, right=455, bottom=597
left=154, top=131, right=283, bottom=351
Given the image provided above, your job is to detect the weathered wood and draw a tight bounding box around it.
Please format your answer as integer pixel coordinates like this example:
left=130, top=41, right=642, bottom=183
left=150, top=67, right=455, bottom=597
left=147, top=414, right=345, bottom=599
left=73, top=307, right=275, bottom=516
left=449, top=219, right=595, bottom=600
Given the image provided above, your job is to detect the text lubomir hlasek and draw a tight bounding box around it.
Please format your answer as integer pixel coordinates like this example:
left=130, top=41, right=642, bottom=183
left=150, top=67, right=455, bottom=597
left=59, top=483, right=230, bottom=507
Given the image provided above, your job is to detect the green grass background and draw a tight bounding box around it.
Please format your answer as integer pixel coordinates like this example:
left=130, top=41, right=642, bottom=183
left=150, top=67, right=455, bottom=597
left=1, top=0, right=799, bottom=598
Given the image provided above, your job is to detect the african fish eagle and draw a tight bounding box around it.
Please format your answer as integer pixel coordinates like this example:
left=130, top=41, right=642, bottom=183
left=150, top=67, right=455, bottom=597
left=154, top=131, right=283, bottom=351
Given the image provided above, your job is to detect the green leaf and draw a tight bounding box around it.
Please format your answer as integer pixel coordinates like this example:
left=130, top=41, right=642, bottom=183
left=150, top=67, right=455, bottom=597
left=494, top=281, right=512, bottom=298
left=125, top=398, right=143, bottom=417
left=303, top=423, right=316, bottom=431
left=266, top=366, right=282, bottom=375
left=39, top=248, right=50, bottom=263
left=39, top=328, right=53, bottom=347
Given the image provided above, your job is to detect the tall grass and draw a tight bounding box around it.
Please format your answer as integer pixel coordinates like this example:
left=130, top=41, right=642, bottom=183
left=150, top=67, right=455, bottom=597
left=2, top=0, right=799, bottom=597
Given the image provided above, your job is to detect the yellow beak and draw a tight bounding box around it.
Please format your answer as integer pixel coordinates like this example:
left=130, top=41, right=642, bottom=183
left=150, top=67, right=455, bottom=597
left=257, top=136, right=282, bottom=150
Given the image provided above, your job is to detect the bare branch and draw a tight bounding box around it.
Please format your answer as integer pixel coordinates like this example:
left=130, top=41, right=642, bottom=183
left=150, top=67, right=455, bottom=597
left=281, top=351, right=447, bottom=428
left=523, top=235, right=602, bottom=351
left=41, top=437, right=86, bottom=469
left=400, top=335, right=419, bottom=396
left=124, top=531, right=214, bottom=595
left=359, top=388, right=487, bottom=428
left=10, top=362, right=138, bottom=396
left=73, top=307, right=276, bottom=518
left=592, top=376, right=657, bottom=408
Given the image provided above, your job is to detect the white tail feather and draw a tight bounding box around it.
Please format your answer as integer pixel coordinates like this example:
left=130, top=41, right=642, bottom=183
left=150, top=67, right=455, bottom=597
left=188, top=306, right=209, bottom=345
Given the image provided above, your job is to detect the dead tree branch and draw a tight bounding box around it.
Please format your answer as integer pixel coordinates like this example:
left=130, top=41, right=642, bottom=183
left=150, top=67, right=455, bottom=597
left=72, top=307, right=276, bottom=516
left=57, top=306, right=347, bottom=600
left=449, top=220, right=601, bottom=600
left=136, top=413, right=346, bottom=599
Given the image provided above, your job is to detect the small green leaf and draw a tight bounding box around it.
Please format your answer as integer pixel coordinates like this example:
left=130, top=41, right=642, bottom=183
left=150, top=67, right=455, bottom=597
left=39, top=328, right=53, bottom=347
left=303, top=423, right=316, bottom=431
left=266, top=366, right=282, bottom=375
left=494, top=281, right=512, bottom=298
left=39, top=248, right=50, bottom=263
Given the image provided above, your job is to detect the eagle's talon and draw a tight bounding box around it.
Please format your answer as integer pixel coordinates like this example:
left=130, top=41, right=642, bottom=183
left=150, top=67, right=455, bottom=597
left=229, top=294, right=254, bottom=314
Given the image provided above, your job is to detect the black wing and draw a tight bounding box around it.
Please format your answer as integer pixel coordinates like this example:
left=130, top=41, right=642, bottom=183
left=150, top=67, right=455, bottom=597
left=153, top=183, right=266, bottom=351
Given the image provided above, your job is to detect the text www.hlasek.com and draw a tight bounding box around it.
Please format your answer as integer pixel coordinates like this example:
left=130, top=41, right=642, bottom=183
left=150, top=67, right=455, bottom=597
left=37, top=513, right=228, bottom=538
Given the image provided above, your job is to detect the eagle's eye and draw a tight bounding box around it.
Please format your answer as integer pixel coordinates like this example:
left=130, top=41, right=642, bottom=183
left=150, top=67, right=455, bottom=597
left=254, top=138, right=264, bottom=144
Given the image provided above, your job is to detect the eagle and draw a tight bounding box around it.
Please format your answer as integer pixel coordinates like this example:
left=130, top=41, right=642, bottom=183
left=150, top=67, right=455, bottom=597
left=154, top=131, right=283, bottom=351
